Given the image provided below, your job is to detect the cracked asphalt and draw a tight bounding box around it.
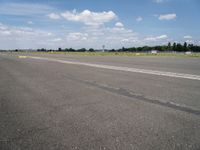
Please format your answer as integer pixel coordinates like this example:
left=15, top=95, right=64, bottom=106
left=0, top=53, right=200, bottom=150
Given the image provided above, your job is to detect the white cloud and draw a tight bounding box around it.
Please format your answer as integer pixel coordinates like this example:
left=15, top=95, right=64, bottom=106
left=0, top=22, right=138, bottom=49
left=0, top=26, right=52, bottom=37
left=48, top=13, right=61, bottom=20
left=145, top=37, right=156, bottom=41
left=154, top=0, right=164, bottom=3
left=145, top=35, right=168, bottom=41
left=185, top=40, right=194, bottom=44
left=143, top=34, right=170, bottom=46
left=0, top=21, right=182, bottom=49
left=47, top=32, right=53, bottom=36
left=60, top=9, right=117, bottom=26
left=115, top=22, right=124, bottom=28
left=0, top=3, right=54, bottom=16
left=157, top=35, right=168, bottom=39
left=184, top=35, right=192, bottom=39
left=52, top=38, right=62, bottom=42
left=121, top=38, right=138, bottom=43
left=0, top=23, right=58, bottom=49
left=67, top=32, right=88, bottom=41
left=136, top=16, right=143, bottom=22
left=0, top=30, right=11, bottom=35
left=158, top=13, right=176, bottom=20
left=0, top=22, right=170, bottom=49
left=0, top=23, right=8, bottom=30
left=109, top=27, right=125, bottom=33
left=27, top=21, right=34, bottom=25
left=87, top=24, right=138, bottom=46
left=121, top=39, right=130, bottom=42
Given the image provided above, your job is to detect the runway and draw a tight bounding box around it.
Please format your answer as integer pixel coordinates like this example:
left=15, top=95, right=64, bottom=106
left=0, top=53, right=200, bottom=150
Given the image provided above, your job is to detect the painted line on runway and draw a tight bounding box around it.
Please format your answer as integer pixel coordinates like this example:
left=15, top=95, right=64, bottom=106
left=18, top=56, right=29, bottom=58
left=26, top=56, right=200, bottom=81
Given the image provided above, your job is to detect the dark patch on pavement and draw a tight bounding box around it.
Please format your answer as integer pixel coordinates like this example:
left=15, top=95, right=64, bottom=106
left=64, top=75, right=200, bottom=116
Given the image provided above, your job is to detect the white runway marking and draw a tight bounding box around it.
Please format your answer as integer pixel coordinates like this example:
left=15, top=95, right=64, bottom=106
left=28, top=56, right=200, bottom=81
left=0, top=53, right=6, bottom=56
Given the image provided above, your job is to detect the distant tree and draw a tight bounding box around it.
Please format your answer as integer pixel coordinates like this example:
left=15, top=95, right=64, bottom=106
left=77, top=48, right=86, bottom=52
left=137, top=47, right=143, bottom=52
left=37, top=48, right=46, bottom=52
left=141, top=46, right=149, bottom=52
left=127, top=47, right=136, bottom=52
left=34, top=42, right=200, bottom=53
left=184, top=42, right=188, bottom=51
left=88, top=48, right=95, bottom=52
left=176, top=43, right=183, bottom=52
left=154, top=46, right=162, bottom=51
left=192, top=45, right=200, bottom=52
left=64, top=48, right=69, bottom=52
left=109, top=49, right=116, bottom=52
left=188, top=44, right=194, bottom=51
left=184, top=42, right=187, bottom=48
left=68, top=48, right=75, bottom=52
left=172, top=43, right=177, bottom=51
left=118, top=47, right=126, bottom=52
left=58, top=47, right=62, bottom=51
left=168, top=42, right=171, bottom=50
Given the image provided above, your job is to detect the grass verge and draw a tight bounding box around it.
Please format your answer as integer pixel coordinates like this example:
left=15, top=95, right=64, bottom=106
left=9, top=51, right=200, bottom=57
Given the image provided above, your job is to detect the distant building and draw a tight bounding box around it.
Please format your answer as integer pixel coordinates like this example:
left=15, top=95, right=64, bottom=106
left=185, top=51, right=192, bottom=55
left=151, top=50, right=158, bottom=54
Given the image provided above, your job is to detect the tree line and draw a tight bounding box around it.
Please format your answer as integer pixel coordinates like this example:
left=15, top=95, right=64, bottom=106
left=36, top=42, right=200, bottom=53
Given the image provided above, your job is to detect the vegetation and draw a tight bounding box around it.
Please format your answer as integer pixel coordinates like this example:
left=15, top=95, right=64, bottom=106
left=35, top=42, right=200, bottom=53
left=1, top=42, right=200, bottom=57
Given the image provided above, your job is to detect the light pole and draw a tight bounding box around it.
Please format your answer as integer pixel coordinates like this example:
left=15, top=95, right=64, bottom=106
left=102, top=45, right=105, bottom=52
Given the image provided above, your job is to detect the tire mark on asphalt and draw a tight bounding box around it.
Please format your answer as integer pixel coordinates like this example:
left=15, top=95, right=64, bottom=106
left=64, top=75, right=200, bottom=116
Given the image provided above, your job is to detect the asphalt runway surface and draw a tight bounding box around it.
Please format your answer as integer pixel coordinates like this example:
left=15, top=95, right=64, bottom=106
left=0, top=53, right=200, bottom=150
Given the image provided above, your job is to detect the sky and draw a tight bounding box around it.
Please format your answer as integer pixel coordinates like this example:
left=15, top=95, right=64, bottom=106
left=0, top=0, right=200, bottom=49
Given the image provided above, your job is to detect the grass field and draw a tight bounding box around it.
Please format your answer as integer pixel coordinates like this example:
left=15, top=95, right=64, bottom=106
left=10, top=51, right=200, bottom=57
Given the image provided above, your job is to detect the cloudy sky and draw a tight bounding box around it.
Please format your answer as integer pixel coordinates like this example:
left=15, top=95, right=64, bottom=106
left=0, top=0, right=200, bottom=49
